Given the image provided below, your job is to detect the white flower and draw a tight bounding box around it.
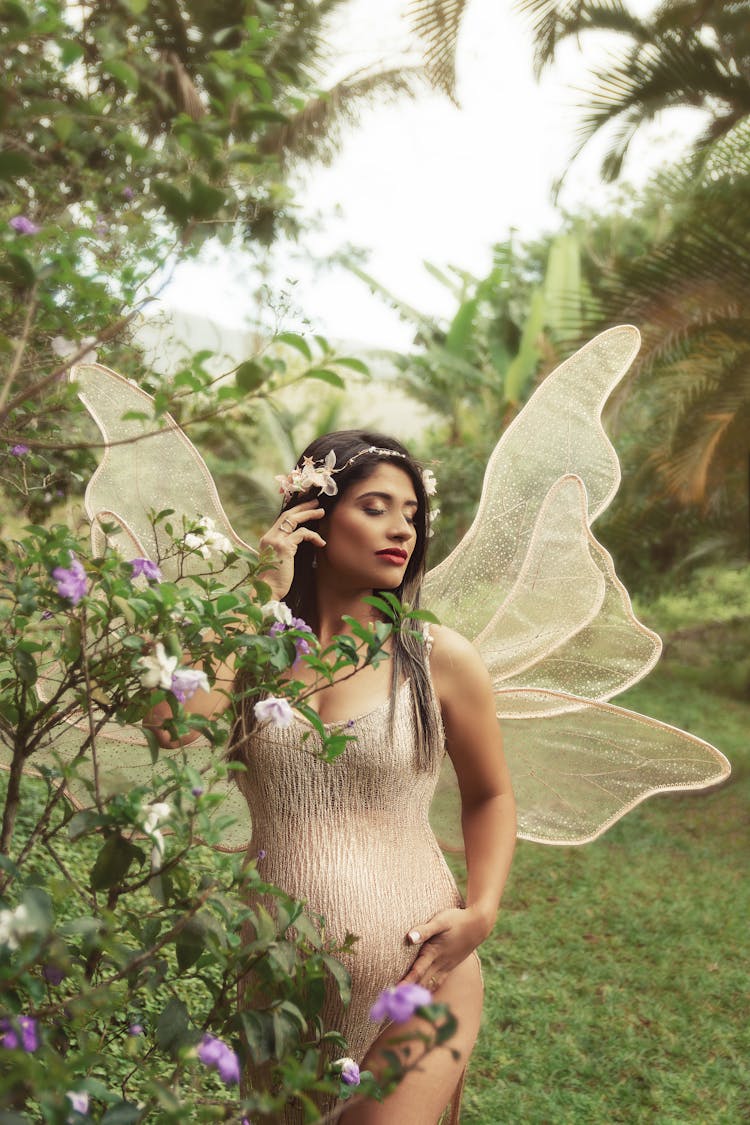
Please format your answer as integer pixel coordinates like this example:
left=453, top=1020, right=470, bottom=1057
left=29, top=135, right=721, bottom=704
left=428, top=507, right=440, bottom=538
left=254, top=697, right=294, bottom=728
left=66, top=1090, right=89, bottom=1116
left=140, top=801, right=171, bottom=872
left=52, top=335, right=98, bottom=364
left=170, top=667, right=210, bottom=703
left=137, top=642, right=179, bottom=690
left=0, top=903, right=35, bottom=951
left=275, top=449, right=338, bottom=500
left=422, top=468, right=438, bottom=496
left=262, top=600, right=293, bottom=626
left=184, top=516, right=232, bottom=559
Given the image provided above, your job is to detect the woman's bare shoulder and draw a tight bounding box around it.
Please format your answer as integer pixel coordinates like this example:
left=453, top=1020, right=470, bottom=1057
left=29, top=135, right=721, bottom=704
left=428, top=623, right=491, bottom=697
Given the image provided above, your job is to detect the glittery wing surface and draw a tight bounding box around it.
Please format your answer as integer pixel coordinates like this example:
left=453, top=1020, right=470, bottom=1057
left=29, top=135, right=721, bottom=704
left=73, top=362, right=256, bottom=581
left=426, top=326, right=730, bottom=846
left=18, top=365, right=255, bottom=852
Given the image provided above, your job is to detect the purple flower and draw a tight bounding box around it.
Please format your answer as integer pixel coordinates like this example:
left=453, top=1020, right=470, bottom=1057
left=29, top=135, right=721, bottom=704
left=130, top=557, right=162, bottom=582
left=42, top=964, right=65, bottom=986
left=333, top=1056, right=361, bottom=1086
left=9, top=215, right=40, bottom=235
left=10, top=443, right=29, bottom=456
left=122, top=186, right=134, bottom=201
left=197, top=1033, right=240, bottom=1085
left=52, top=554, right=88, bottom=606
left=66, top=1090, right=89, bottom=1115
left=370, top=982, right=432, bottom=1024
left=257, top=849, right=266, bottom=860
left=0, top=1015, right=38, bottom=1052
left=170, top=667, right=209, bottom=703
left=191, top=786, right=204, bottom=798
left=128, top=1023, right=143, bottom=1036
left=253, top=696, right=293, bottom=728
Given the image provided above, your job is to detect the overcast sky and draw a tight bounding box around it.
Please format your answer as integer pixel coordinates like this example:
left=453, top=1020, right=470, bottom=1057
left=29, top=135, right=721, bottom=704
left=163, top=0, right=706, bottom=349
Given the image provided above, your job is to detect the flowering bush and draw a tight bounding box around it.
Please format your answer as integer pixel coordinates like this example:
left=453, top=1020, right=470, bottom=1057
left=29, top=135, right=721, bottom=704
left=0, top=525, right=447, bottom=1121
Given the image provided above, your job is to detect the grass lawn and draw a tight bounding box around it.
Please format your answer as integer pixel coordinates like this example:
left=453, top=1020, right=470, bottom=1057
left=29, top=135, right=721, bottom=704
left=459, top=657, right=749, bottom=1124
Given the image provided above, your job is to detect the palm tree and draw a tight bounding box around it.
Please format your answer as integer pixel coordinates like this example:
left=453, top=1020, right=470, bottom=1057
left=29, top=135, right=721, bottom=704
left=559, top=125, right=750, bottom=577
left=517, top=0, right=750, bottom=179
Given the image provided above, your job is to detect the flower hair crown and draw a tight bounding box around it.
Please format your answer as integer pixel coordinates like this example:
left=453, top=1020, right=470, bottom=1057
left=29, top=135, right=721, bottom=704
left=275, top=446, right=437, bottom=502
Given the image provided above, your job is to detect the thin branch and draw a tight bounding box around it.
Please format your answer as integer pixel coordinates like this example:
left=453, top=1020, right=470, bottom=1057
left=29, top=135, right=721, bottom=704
left=0, top=287, right=38, bottom=416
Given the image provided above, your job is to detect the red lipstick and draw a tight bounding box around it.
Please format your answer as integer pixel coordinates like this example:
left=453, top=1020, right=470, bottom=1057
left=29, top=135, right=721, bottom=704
left=376, top=548, right=408, bottom=564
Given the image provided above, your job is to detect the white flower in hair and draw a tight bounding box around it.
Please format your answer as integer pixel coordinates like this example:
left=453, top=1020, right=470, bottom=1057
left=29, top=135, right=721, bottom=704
left=422, top=469, right=438, bottom=496
left=275, top=450, right=338, bottom=500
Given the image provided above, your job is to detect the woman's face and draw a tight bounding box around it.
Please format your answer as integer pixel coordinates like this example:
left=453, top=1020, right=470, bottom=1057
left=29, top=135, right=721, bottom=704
left=318, top=462, right=419, bottom=591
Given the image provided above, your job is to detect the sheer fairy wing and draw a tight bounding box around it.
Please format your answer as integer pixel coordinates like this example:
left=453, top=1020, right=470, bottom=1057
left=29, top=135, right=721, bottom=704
left=12, top=365, right=257, bottom=853
left=72, top=362, right=256, bottom=581
left=426, top=326, right=730, bottom=847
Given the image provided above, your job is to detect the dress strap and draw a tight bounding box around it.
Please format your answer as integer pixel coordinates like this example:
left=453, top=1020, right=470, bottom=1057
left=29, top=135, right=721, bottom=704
left=422, top=621, right=434, bottom=657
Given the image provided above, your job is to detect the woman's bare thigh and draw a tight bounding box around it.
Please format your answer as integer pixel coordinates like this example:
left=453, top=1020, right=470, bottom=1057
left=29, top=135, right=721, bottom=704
left=340, top=952, right=483, bottom=1125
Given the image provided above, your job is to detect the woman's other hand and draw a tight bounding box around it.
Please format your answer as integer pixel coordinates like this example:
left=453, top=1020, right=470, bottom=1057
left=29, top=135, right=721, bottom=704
left=400, top=905, right=493, bottom=992
left=259, top=499, right=326, bottom=600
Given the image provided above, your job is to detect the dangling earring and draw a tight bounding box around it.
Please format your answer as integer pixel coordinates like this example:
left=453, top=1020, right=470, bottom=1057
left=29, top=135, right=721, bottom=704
left=312, top=552, right=318, bottom=569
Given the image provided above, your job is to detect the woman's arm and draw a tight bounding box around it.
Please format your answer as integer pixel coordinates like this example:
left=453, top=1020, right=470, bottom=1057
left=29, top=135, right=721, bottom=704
left=401, top=625, right=516, bottom=988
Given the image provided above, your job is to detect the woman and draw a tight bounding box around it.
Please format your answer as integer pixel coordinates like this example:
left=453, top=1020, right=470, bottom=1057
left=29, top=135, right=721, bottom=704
left=153, top=430, right=516, bottom=1124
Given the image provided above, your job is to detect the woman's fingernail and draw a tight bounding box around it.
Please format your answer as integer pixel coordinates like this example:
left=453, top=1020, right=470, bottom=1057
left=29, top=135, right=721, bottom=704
left=408, top=930, right=421, bottom=944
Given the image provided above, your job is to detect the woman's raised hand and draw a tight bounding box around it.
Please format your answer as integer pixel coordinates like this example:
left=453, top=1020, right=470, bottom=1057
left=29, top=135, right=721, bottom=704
left=259, top=499, right=326, bottom=600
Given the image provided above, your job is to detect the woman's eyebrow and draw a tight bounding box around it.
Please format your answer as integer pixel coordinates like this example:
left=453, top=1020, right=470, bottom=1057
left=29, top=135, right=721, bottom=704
left=356, top=490, right=418, bottom=509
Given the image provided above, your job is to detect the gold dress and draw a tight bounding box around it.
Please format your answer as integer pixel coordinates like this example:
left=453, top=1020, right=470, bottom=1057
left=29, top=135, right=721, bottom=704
left=235, top=673, right=465, bottom=1122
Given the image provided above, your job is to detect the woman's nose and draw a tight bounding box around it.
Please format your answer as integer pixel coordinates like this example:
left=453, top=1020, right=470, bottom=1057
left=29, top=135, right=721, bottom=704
left=389, top=517, right=413, bottom=540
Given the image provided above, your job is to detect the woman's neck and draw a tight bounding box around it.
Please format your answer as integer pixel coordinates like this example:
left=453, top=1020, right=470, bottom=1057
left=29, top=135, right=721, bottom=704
left=314, top=580, right=380, bottom=645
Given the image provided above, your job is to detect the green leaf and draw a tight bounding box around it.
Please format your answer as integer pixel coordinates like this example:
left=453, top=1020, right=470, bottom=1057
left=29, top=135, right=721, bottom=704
left=240, top=1010, right=274, bottom=1064
left=113, top=595, right=136, bottom=627
left=155, top=997, right=190, bottom=1053
left=21, top=886, right=53, bottom=938
left=445, top=296, right=478, bottom=358
left=90, top=834, right=141, bottom=890
left=306, top=368, right=345, bottom=389
left=52, top=114, right=75, bottom=143
left=143, top=725, right=161, bottom=766
left=0, top=252, right=36, bottom=288
left=101, top=1104, right=141, bottom=1125
left=152, top=181, right=192, bottom=224
left=321, top=953, right=351, bottom=1007
left=275, top=332, right=312, bottom=360
left=0, top=854, right=20, bottom=880
left=188, top=175, right=225, bottom=219
left=216, top=593, right=239, bottom=612
left=60, top=39, right=84, bottom=66
left=69, top=810, right=105, bottom=840
left=235, top=360, right=265, bottom=393
left=176, top=914, right=209, bottom=973
left=271, top=1005, right=299, bottom=1056
left=103, top=59, right=140, bottom=93
left=0, top=151, right=32, bottom=179
left=333, top=356, right=369, bottom=375
left=12, top=647, right=36, bottom=686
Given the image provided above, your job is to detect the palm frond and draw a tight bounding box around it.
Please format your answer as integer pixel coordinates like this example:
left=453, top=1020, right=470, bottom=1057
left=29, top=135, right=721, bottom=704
left=259, top=65, right=426, bottom=165
left=405, top=0, right=470, bottom=101
left=516, top=0, right=646, bottom=75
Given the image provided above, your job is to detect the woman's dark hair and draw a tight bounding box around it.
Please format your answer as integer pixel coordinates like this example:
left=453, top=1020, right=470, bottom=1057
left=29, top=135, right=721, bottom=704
left=233, top=430, right=440, bottom=768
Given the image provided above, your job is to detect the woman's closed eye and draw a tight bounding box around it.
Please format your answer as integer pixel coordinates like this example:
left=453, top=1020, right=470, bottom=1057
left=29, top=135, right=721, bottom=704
left=364, top=506, right=415, bottom=524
